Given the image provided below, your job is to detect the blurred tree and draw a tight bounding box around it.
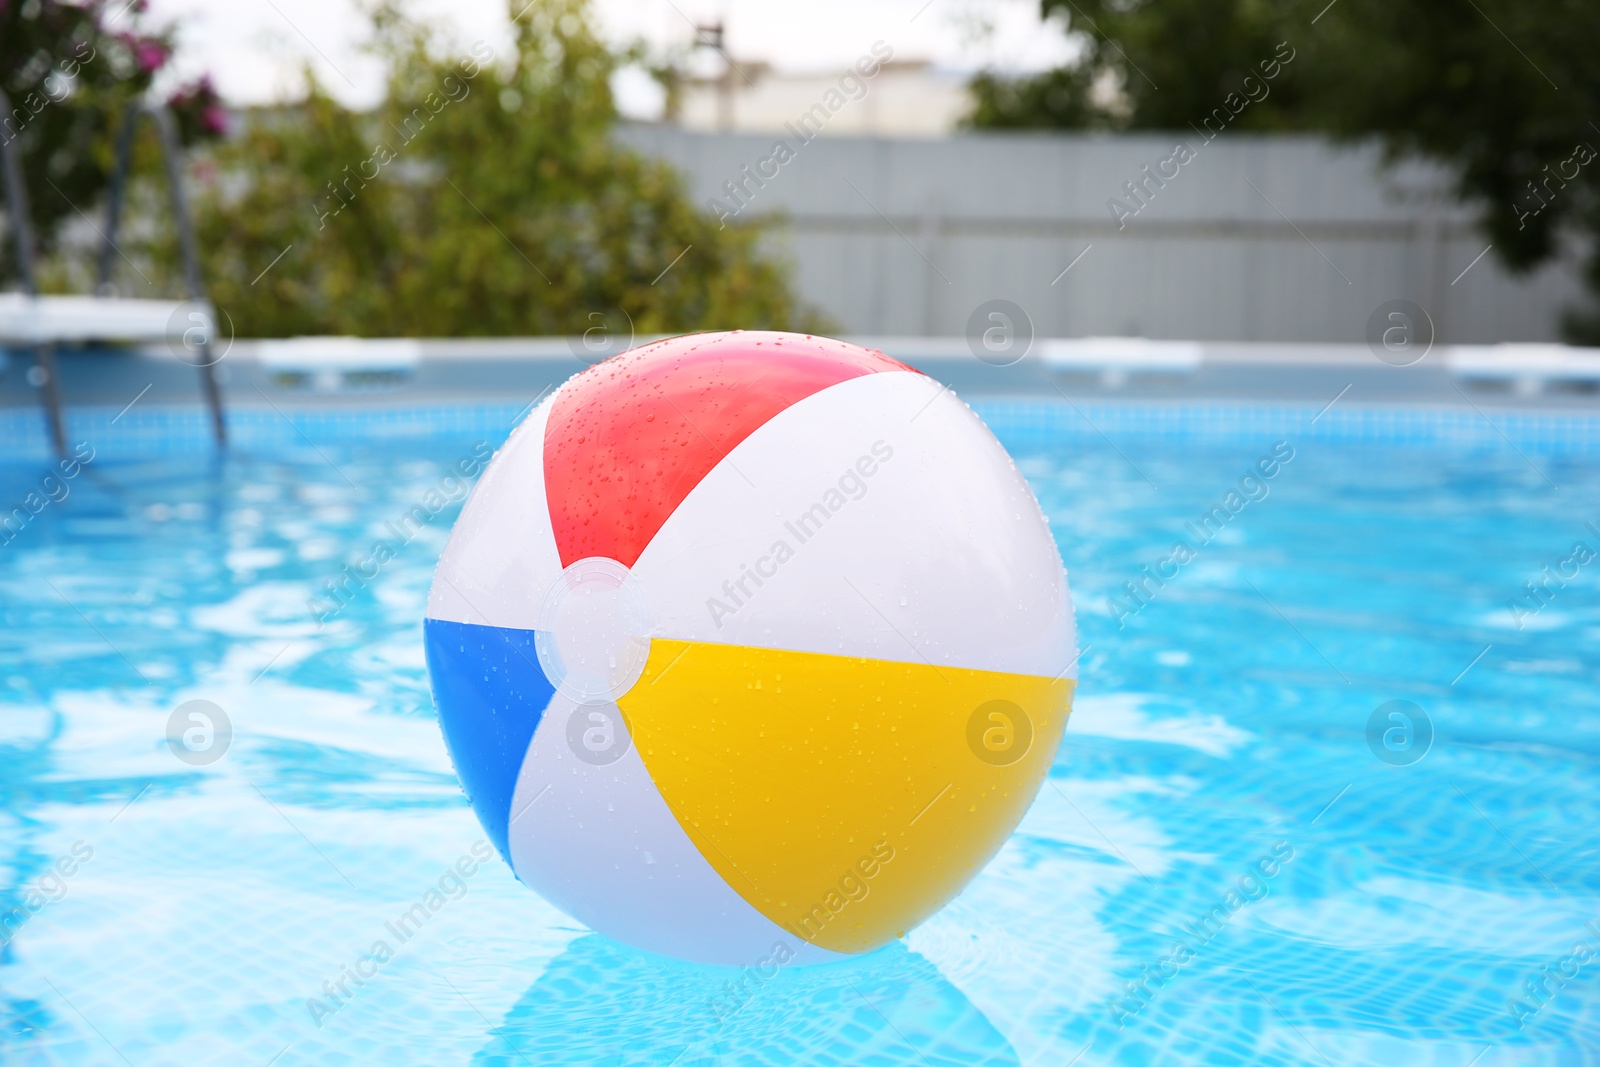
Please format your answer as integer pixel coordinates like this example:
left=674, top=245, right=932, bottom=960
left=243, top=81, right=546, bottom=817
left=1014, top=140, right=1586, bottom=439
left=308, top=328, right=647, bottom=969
left=159, top=0, right=816, bottom=337
left=0, top=0, right=224, bottom=287
left=970, top=0, right=1600, bottom=339
left=970, top=0, right=1316, bottom=132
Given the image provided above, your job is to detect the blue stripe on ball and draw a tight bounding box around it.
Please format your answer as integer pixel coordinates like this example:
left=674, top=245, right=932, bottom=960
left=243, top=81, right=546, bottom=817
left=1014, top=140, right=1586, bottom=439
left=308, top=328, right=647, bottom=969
left=424, top=617, right=555, bottom=864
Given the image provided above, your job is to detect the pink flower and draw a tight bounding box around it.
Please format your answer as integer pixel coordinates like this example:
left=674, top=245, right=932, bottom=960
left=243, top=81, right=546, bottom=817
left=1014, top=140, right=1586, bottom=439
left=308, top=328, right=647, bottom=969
left=133, top=39, right=169, bottom=73
left=201, top=105, right=228, bottom=135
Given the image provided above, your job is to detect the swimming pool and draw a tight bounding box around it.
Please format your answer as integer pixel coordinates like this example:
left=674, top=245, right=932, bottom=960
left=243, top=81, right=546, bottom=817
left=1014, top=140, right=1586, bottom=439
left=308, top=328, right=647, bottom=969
left=2, top=400, right=1597, bottom=1066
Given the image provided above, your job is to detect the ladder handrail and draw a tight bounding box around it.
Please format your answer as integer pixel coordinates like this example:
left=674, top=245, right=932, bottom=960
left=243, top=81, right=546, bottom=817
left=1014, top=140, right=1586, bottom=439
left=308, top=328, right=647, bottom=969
left=1, top=86, right=68, bottom=455
left=0, top=89, right=41, bottom=298
left=96, top=101, right=226, bottom=444
left=98, top=104, right=206, bottom=301
left=0, top=93, right=227, bottom=451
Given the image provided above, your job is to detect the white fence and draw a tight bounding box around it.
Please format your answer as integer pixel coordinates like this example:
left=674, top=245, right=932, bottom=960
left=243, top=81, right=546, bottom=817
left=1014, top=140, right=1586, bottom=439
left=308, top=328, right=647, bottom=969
left=619, top=126, right=1588, bottom=343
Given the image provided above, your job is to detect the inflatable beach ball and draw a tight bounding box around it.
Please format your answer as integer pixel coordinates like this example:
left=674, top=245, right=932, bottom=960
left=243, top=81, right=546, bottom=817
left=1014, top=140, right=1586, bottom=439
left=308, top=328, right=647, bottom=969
left=423, top=331, right=1077, bottom=965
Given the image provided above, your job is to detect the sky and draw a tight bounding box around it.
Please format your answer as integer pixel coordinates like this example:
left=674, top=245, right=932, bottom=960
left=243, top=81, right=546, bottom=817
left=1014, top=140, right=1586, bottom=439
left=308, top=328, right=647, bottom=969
left=143, top=0, right=1078, bottom=117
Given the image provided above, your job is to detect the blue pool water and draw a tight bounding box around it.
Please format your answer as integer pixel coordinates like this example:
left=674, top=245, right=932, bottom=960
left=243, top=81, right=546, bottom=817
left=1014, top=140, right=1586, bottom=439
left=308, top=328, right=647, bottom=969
left=2, top=403, right=1598, bottom=1065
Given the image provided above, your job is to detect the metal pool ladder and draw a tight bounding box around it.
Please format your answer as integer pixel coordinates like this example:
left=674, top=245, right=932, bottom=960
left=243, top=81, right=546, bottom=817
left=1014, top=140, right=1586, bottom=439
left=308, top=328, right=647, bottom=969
left=0, top=91, right=226, bottom=454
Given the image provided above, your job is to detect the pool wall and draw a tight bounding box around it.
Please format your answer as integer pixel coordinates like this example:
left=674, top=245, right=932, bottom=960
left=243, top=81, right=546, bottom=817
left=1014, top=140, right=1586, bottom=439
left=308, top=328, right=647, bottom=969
left=2, top=337, right=1597, bottom=459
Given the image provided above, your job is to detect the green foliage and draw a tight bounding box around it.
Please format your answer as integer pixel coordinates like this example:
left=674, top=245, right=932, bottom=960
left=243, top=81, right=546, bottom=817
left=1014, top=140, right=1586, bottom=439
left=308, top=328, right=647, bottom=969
left=973, top=0, right=1315, bottom=132
left=1302, top=1, right=1595, bottom=325
left=163, top=0, right=814, bottom=338
left=968, top=65, right=1101, bottom=131
left=1, top=0, right=222, bottom=285
left=971, top=0, right=1600, bottom=337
